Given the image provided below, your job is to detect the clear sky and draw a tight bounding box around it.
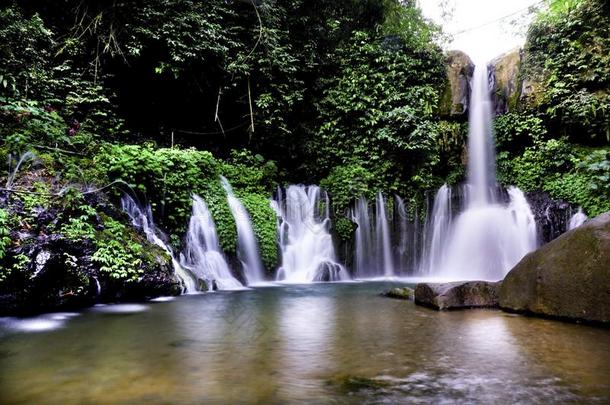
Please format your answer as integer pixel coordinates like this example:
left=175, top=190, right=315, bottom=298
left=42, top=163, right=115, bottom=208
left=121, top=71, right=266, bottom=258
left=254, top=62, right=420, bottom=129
left=418, top=0, right=543, bottom=63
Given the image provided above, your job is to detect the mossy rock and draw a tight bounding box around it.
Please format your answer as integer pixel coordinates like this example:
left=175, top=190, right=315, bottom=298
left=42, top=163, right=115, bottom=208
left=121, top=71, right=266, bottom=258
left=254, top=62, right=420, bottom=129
left=382, top=287, right=414, bottom=300
left=499, top=211, right=610, bottom=324
left=439, top=50, right=474, bottom=118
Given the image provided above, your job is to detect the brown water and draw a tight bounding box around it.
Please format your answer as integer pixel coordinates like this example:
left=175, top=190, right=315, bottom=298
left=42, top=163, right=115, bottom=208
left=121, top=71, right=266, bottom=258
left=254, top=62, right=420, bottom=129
left=0, top=282, right=609, bottom=404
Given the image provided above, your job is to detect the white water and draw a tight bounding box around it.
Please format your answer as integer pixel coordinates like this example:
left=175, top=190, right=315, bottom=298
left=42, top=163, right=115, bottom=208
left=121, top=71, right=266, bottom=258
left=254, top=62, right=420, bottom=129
left=121, top=195, right=197, bottom=293
left=273, top=185, right=348, bottom=283
left=376, top=193, right=394, bottom=277
left=180, top=195, right=244, bottom=290
left=220, top=177, right=265, bottom=284
left=568, top=208, right=587, bottom=230
left=420, top=62, right=537, bottom=280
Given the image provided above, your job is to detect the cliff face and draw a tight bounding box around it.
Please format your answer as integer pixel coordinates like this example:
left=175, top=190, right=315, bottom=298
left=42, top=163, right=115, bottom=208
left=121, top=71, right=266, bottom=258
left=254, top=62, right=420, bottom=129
left=439, top=50, right=474, bottom=118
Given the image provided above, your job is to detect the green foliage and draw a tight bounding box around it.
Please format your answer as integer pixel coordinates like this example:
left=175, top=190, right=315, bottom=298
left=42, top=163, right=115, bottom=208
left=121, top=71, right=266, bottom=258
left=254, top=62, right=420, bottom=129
left=523, top=0, right=610, bottom=144
left=0, top=209, right=11, bottom=265
left=237, top=192, right=278, bottom=272
left=95, top=143, right=278, bottom=261
left=320, top=163, right=382, bottom=214
left=92, top=216, right=144, bottom=281
left=494, top=113, right=547, bottom=156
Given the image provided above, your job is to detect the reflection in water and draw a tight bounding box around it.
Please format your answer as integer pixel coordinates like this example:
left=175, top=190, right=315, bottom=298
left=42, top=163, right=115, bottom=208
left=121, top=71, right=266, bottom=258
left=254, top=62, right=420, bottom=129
left=0, top=283, right=609, bottom=403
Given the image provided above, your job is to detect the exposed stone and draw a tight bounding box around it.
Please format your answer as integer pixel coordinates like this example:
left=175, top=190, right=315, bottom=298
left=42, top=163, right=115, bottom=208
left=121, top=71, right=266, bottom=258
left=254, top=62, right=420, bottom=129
left=439, top=50, right=474, bottom=118
left=490, top=48, right=522, bottom=115
left=414, top=281, right=500, bottom=310
left=499, top=212, right=610, bottom=324
left=382, top=287, right=414, bottom=300
left=525, top=191, right=574, bottom=243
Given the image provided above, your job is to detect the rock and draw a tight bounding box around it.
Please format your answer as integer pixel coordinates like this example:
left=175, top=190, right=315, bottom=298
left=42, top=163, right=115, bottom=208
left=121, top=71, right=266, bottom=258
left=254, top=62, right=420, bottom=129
left=525, top=191, right=574, bottom=243
left=490, top=48, right=522, bottom=114
left=499, top=211, right=610, bottom=324
left=439, top=50, right=474, bottom=118
left=382, top=287, right=414, bottom=300
left=414, top=281, right=500, bottom=310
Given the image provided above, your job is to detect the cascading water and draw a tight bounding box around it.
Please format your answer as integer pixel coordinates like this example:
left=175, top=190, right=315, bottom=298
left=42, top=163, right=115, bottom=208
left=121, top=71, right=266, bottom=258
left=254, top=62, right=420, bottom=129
left=273, top=185, right=348, bottom=283
left=121, top=194, right=197, bottom=293
left=568, top=208, right=587, bottom=230
left=220, top=176, right=265, bottom=285
left=375, top=193, right=394, bottom=277
left=420, top=62, right=537, bottom=280
left=180, top=195, right=244, bottom=290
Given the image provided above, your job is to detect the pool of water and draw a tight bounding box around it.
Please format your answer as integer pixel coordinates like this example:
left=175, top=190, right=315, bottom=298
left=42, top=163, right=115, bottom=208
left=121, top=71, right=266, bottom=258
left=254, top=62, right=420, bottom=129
left=1, top=282, right=609, bottom=403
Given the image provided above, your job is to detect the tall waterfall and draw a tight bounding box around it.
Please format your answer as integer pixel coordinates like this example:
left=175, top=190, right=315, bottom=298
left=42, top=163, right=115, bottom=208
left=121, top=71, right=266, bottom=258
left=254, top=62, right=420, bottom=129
left=568, top=208, right=587, bottom=230
left=180, top=195, right=244, bottom=290
left=220, top=176, right=265, bottom=285
left=273, top=185, right=349, bottom=283
left=121, top=194, right=197, bottom=293
left=420, top=62, right=537, bottom=280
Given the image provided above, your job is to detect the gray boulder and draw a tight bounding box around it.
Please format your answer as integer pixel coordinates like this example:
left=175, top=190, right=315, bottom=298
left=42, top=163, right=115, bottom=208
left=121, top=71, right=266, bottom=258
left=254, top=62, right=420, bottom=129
left=439, top=50, right=474, bottom=117
left=414, top=281, right=500, bottom=310
left=499, top=212, right=610, bottom=324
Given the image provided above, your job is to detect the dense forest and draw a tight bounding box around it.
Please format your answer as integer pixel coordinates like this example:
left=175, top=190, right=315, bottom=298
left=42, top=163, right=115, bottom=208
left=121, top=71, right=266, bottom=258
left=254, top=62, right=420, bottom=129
left=0, top=0, right=608, bottom=312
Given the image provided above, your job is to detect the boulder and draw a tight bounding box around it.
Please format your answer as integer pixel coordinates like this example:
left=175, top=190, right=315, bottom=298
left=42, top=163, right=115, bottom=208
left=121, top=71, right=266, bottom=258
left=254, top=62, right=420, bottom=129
left=382, top=287, right=414, bottom=300
left=439, top=50, right=474, bottom=118
left=490, top=48, right=522, bottom=114
left=499, top=212, right=610, bottom=324
left=414, top=281, right=500, bottom=310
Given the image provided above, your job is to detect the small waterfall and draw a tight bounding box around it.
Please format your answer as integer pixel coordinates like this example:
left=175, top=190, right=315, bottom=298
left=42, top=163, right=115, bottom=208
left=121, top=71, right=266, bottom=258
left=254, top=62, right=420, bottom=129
left=122, top=194, right=197, bottom=293
left=220, top=176, right=265, bottom=285
left=419, top=185, right=453, bottom=275
left=395, top=196, right=409, bottom=274
left=376, top=193, right=394, bottom=277
left=568, top=208, right=587, bottom=230
left=273, top=185, right=348, bottom=283
left=180, top=195, right=243, bottom=290
left=352, top=197, right=374, bottom=278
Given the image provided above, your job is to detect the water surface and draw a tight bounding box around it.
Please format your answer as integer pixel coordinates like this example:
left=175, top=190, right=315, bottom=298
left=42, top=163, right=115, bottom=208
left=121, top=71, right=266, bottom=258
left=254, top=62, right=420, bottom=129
left=1, top=282, right=609, bottom=403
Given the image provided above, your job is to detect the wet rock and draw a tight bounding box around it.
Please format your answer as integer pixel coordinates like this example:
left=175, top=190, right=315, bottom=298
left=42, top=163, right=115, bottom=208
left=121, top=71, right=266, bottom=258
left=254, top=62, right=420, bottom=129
left=525, top=191, right=574, bottom=243
left=439, top=50, right=474, bottom=118
left=490, top=48, right=522, bottom=115
left=414, top=281, right=500, bottom=310
left=499, top=211, right=610, bottom=324
left=382, top=287, right=414, bottom=300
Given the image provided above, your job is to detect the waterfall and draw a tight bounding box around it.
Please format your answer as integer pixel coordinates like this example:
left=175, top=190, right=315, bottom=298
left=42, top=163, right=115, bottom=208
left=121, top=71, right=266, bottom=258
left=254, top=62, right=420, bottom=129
left=220, top=176, right=265, bottom=285
left=352, top=197, right=374, bottom=278
left=121, top=194, right=197, bottom=293
left=568, top=208, right=587, bottom=230
left=273, top=185, right=348, bottom=283
left=376, top=193, right=394, bottom=277
left=395, top=196, right=409, bottom=273
left=420, top=62, right=538, bottom=280
left=419, top=185, right=453, bottom=275
left=180, top=195, right=244, bottom=290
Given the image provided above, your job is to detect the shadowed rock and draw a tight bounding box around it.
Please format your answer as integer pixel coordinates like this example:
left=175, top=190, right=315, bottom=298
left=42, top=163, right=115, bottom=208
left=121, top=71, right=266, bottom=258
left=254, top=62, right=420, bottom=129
left=499, top=211, right=610, bottom=324
left=414, top=281, right=500, bottom=310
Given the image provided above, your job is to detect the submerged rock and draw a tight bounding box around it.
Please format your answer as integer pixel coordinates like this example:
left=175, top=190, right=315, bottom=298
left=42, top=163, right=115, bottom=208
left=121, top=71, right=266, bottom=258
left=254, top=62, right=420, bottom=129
left=499, top=211, right=610, bottom=324
left=381, top=287, right=414, bottom=300
left=414, top=281, right=500, bottom=310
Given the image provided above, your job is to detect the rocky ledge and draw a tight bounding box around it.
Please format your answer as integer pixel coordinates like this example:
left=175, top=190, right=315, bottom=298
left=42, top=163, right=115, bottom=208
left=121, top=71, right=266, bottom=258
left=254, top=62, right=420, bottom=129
left=414, top=281, right=500, bottom=310
left=499, top=211, right=610, bottom=324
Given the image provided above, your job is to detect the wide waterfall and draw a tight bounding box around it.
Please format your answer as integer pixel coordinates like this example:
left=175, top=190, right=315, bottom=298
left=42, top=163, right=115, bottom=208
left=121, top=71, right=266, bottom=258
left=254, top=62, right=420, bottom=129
left=273, top=185, right=349, bottom=283
left=352, top=194, right=402, bottom=278
left=220, top=176, right=265, bottom=285
left=420, top=62, right=537, bottom=280
left=180, top=195, right=244, bottom=290
left=121, top=194, right=197, bottom=293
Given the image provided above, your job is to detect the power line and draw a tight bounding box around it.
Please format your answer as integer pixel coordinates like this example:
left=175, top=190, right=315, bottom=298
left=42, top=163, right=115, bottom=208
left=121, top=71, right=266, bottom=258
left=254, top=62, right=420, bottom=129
left=448, top=0, right=545, bottom=36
